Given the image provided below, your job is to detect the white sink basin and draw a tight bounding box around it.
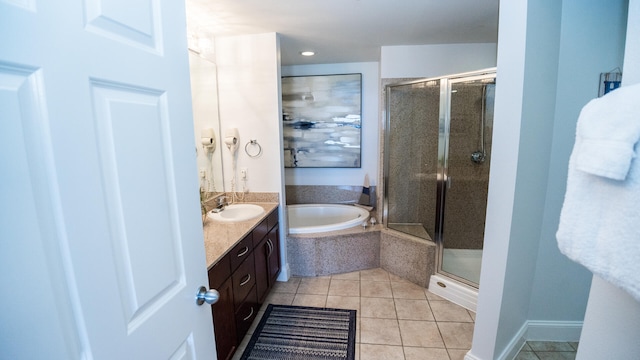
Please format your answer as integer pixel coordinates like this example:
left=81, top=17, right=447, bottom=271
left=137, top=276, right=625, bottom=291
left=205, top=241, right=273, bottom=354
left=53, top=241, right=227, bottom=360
left=207, top=204, right=265, bottom=223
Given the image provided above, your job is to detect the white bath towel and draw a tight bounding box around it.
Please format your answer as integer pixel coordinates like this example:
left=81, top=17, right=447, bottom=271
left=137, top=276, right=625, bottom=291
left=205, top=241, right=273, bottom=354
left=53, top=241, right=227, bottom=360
left=557, top=83, right=640, bottom=302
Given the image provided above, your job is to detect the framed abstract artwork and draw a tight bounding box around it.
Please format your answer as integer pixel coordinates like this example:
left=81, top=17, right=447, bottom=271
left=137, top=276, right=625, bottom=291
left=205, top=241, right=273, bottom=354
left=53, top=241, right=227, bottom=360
left=282, top=73, right=362, bottom=168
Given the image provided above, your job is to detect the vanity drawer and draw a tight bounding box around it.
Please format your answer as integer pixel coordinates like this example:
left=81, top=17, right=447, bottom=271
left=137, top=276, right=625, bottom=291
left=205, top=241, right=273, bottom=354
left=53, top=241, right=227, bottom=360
left=232, top=255, right=256, bottom=309
left=235, top=287, right=258, bottom=341
left=230, top=233, right=253, bottom=272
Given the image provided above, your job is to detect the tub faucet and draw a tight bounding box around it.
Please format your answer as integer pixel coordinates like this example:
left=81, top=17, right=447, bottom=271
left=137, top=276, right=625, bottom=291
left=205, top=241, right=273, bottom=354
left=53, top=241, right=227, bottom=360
left=212, top=196, right=228, bottom=213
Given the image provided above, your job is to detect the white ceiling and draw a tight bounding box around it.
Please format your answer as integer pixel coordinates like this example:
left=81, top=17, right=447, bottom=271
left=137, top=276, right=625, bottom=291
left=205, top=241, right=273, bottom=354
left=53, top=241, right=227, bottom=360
left=185, top=0, right=499, bottom=66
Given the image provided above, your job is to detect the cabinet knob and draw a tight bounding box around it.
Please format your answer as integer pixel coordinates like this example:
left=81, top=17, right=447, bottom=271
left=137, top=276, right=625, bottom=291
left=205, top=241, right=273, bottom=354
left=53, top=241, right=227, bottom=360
left=196, top=286, right=220, bottom=305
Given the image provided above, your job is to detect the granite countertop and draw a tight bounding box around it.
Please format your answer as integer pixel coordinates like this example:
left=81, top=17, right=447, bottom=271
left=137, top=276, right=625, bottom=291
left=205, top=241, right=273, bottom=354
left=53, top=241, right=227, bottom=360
left=203, top=202, right=278, bottom=269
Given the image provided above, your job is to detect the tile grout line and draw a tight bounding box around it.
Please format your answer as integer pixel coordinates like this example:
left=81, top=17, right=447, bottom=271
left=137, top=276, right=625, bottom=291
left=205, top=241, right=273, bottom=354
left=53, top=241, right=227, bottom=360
left=388, top=275, right=406, bottom=358
left=426, top=289, right=454, bottom=359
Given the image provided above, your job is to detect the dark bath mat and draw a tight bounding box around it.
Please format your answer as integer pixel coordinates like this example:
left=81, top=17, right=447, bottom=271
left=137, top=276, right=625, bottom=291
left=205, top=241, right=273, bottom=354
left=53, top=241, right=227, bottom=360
left=239, top=304, right=356, bottom=360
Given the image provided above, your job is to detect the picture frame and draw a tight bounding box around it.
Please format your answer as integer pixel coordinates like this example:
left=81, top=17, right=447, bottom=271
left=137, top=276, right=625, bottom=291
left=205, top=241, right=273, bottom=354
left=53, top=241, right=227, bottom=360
left=282, top=73, right=362, bottom=168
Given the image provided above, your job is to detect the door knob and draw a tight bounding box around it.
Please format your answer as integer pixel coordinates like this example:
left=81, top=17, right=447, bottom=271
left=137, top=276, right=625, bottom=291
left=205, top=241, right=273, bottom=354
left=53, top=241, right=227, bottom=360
left=196, top=286, right=220, bottom=305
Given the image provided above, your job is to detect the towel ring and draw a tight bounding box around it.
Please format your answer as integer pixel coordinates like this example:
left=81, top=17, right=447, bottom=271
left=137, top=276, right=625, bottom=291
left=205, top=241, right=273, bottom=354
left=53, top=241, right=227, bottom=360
left=245, top=140, right=262, bottom=158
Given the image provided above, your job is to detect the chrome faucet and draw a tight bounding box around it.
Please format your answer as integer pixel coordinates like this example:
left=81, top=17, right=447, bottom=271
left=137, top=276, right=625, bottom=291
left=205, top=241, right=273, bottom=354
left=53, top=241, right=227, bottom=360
left=211, top=196, right=229, bottom=213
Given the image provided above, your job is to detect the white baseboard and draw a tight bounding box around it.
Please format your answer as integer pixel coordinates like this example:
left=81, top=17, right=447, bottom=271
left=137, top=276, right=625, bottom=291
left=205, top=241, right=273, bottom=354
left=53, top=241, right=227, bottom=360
left=526, top=320, right=582, bottom=342
left=489, top=320, right=582, bottom=360
left=494, top=322, right=528, bottom=360
left=464, top=351, right=483, bottom=360
left=276, top=263, right=290, bottom=282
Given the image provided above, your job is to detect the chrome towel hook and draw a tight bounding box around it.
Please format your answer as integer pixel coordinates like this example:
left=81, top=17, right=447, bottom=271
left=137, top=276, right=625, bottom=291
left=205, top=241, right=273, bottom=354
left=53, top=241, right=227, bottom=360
left=245, top=139, right=263, bottom=158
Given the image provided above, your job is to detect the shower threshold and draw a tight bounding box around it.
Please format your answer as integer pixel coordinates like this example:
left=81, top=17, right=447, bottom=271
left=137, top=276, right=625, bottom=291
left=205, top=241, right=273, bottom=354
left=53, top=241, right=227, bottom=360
left=429, top=248, right=482, bottom=312
left=429, top=273, right=478, bottom=312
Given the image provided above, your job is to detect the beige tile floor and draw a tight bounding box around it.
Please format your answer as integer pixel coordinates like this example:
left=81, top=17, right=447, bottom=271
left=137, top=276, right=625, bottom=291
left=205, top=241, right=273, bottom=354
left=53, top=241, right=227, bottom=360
left=232, top=268, right=476, bottom=360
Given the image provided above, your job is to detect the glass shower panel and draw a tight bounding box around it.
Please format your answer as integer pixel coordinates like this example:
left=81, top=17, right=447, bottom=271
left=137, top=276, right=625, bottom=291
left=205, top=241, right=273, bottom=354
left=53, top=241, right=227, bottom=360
left=440, top=79, right=495, bottom=285
left=385, top=80, right=440, bottom=240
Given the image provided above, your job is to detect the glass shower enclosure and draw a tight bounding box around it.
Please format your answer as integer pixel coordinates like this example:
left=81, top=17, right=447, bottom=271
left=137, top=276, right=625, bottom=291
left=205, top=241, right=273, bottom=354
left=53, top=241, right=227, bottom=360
left=383, top=69, right=496, bottom=287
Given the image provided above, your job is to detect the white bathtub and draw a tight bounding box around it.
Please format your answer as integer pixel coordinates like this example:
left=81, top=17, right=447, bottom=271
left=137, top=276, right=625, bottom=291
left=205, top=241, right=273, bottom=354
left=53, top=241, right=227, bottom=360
left=287, top=204, right=370, bottom=234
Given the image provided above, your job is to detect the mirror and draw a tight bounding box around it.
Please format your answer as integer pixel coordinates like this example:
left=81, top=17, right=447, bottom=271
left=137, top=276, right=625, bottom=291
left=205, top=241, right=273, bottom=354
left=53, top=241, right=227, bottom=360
left=188, top=51, right=224, bottom=207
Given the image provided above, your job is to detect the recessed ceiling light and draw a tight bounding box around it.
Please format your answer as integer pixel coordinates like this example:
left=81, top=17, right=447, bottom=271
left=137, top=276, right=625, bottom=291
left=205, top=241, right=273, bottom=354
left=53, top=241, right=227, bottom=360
left=300, top=51, right=315, bottom=56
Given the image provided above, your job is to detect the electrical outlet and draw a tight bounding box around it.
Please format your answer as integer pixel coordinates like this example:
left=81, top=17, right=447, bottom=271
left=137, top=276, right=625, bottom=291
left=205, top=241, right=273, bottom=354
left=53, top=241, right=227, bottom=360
left=240, top=168, right=247, bottom=180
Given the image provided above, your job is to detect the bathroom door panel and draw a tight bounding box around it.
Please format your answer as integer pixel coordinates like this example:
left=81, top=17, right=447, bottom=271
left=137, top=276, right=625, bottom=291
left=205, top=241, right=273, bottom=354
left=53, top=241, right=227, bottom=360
left=1, top=0, right=216, bottom=359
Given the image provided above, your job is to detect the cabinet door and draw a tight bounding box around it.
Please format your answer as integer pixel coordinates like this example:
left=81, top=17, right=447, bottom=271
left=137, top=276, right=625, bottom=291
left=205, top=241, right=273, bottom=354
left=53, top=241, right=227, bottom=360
left=254, top=236, right=269, bottom=304
left=252, top=217, right=269, bottom=248
left=211, top=277, right=237, bottom=360
left=267, top=226, right=281, bottom=285
left=209, top=255, right=231, bottom=289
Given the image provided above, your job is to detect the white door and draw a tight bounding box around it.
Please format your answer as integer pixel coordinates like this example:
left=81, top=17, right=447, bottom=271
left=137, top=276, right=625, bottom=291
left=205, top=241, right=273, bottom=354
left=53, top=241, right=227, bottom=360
left=0, top=0, right=216, bottom=359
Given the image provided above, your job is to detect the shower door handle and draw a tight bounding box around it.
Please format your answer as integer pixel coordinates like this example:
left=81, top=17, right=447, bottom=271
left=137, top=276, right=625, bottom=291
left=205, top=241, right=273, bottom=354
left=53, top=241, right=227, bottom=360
left=446, top=175, right=452, bottom=189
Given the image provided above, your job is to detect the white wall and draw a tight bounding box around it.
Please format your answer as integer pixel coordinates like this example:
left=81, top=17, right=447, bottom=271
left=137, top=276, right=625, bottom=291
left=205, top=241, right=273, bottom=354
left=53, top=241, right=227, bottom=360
left=380, top=43, right=497, bottom=79
left=528, top=0, right=627, bottom=322
left=214, top=33, right=291, bottom=281
left=215, top=33, right=283, bottom=193
left=624, top=0, right=640, bottom=82
left=281, top=62, right=380, bottom=186
left=468, top=2, right=529, bottom=358
left=494, top=0, right=565, bottom=351
left=469, top=1, right=629, bottom=359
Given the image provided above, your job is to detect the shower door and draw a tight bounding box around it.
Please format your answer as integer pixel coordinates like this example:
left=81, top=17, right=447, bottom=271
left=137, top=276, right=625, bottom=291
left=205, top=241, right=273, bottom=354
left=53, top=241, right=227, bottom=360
left=384, top=70, right=495, bottom=288
left=384, top=79, right=440, bottom=240
left=438, top=75, right=495, bottom=286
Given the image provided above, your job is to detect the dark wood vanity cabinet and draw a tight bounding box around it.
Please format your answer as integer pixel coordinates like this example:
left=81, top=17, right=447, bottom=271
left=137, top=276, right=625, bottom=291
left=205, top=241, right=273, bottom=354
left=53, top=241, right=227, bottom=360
left=210, top=278, right=236, bottom=360
left=207, top=207, right=280, bottom=360
left=208, top=256, right=236, bottom=360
